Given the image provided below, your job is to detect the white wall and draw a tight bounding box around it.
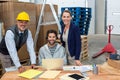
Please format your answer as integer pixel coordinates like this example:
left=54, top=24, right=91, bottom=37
left=18, top=0, right=35, bottom=3
left=96, top=0, right=105, bottom=34
left=18, top=0, right=30, bottom=2
left=106, top=0, right=120, bottom=34
left=88, top=0, right=95, bottom=34
left=46, top=0, right=86, bottom=15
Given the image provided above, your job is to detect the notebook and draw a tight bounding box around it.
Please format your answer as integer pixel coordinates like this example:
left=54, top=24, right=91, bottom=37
left=18, top=69, right=43, bottom=79
left=42, top=58, right=64, bottom=70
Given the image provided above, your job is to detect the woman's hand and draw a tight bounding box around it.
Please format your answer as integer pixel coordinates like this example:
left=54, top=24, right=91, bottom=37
left=75, top=60, right=82, bottom=66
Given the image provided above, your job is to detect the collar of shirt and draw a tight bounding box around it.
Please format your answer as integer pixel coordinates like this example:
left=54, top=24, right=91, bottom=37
left=18, top=30, right=24, bottom=34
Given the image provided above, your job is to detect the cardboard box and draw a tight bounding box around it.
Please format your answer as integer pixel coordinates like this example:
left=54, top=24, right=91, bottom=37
left=36, top=4, right=58, bottom=23
left=0, top=2, right=36, bottom=33
left=36, top=4, right=42, bottom=25
left=43, top=4, right=58, bottom=22
left=0, top=2, right=36, bottom=61
left=36, top=24, right=58, bottom=52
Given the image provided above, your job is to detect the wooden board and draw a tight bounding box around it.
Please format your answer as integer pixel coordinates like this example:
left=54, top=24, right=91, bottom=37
left=80, top=35, right=89, bottom=61
left=107, top=58, right=120, bottom=69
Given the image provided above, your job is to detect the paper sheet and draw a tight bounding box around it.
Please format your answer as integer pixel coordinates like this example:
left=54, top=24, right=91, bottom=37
left=60, top=73, right=76, bottom=80
left=5, top=66, right=17, bottom=72
left=39, top=70, right=61, bottom=79
left=79, top=65, right=92, bottom=72
left=42, top=58, right=63, bottom=70
left=63, top=65, right=92, bottom=72
left=19, top=69, right=43, bottom=79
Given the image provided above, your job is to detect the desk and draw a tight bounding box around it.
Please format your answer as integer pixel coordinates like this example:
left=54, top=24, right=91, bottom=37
left=88, top=63, right=120, bottom=80
left=0, top=66, right=80, bottom=80
left=1, top=63, right=120, bottom=80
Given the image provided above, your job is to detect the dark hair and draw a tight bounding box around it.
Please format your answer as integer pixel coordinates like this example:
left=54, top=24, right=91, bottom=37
left=46, top=29, right=58, bottom=39
left=61, top=10, right=72, bottom=17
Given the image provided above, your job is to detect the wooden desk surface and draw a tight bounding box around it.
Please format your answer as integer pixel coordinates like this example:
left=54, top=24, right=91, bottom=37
left=88, top=63, right=120, bottom=80
left=1, top=63, right=120, bottom=80
left=0, top=66, right=80, bottom=80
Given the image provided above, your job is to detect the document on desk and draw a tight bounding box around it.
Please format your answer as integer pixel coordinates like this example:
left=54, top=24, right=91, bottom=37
left=5, top=66, right=17, bottom=72
left=39, top=70, right=61, bottom=79
left=18, top=69, right=43, bottom=79
left=79, top=65, right=92, bottom=73
left=63, top=65, right=92, bottom=73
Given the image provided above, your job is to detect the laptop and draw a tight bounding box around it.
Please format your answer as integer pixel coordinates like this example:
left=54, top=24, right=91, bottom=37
left=42, top=58, right=64, bottom=70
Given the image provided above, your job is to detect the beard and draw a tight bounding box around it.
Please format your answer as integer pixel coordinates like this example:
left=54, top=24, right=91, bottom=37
left=48, top=40, right=56, bottom=46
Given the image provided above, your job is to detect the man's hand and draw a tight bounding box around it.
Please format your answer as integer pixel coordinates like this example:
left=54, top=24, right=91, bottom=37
left=18, top=66, right=26, bottom=73
left=75, top=60, right=82, bottom=66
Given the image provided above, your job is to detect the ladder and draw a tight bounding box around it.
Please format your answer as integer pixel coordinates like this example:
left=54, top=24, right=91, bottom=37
left=34, top=0, right=61, bottom=49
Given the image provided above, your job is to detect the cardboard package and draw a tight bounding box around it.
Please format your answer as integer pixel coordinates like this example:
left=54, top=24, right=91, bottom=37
left=37, top=24, right=58, bottom=51
left=107, top=58, right=120, bottom=69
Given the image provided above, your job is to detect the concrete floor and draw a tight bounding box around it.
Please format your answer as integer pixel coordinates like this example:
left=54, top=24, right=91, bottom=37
left=81, top=34, right=120, bottom=65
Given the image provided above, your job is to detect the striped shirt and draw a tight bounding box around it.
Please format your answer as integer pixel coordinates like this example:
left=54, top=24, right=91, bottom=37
left=48, top=44, right=57, bottom=56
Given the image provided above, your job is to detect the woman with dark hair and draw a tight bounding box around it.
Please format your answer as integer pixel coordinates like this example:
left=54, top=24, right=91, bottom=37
left=60, top=10, right=82, bottom=66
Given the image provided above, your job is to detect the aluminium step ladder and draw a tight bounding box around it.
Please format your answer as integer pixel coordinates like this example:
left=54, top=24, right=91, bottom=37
left=34, top=0, right=61, bottom=49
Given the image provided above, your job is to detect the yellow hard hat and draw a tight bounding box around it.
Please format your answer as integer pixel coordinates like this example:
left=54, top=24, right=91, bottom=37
left=16, top=11, right=30, bottom=21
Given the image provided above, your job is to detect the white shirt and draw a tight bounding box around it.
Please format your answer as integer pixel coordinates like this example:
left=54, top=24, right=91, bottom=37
left=5, top=30, right=36, bottom=68
left=62, top=29, right=69, bottom=54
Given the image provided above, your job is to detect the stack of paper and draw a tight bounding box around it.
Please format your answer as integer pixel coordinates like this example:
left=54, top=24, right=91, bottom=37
left=79, top=65, right=93, bottom=73
left=19, top=69, right=43, bottom=79
left=39, top=70, right=61, bottom=79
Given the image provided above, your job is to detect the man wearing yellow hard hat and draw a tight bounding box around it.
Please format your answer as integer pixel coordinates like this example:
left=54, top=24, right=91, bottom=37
left=0, top=11, right=36, bottom=73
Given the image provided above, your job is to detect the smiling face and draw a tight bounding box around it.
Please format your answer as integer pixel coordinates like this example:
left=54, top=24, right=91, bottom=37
left=17, top=20, right=28, bottom=32
left=47, top=33, right=57, bottom=47
left=62, top=11, right=72, bottom=26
